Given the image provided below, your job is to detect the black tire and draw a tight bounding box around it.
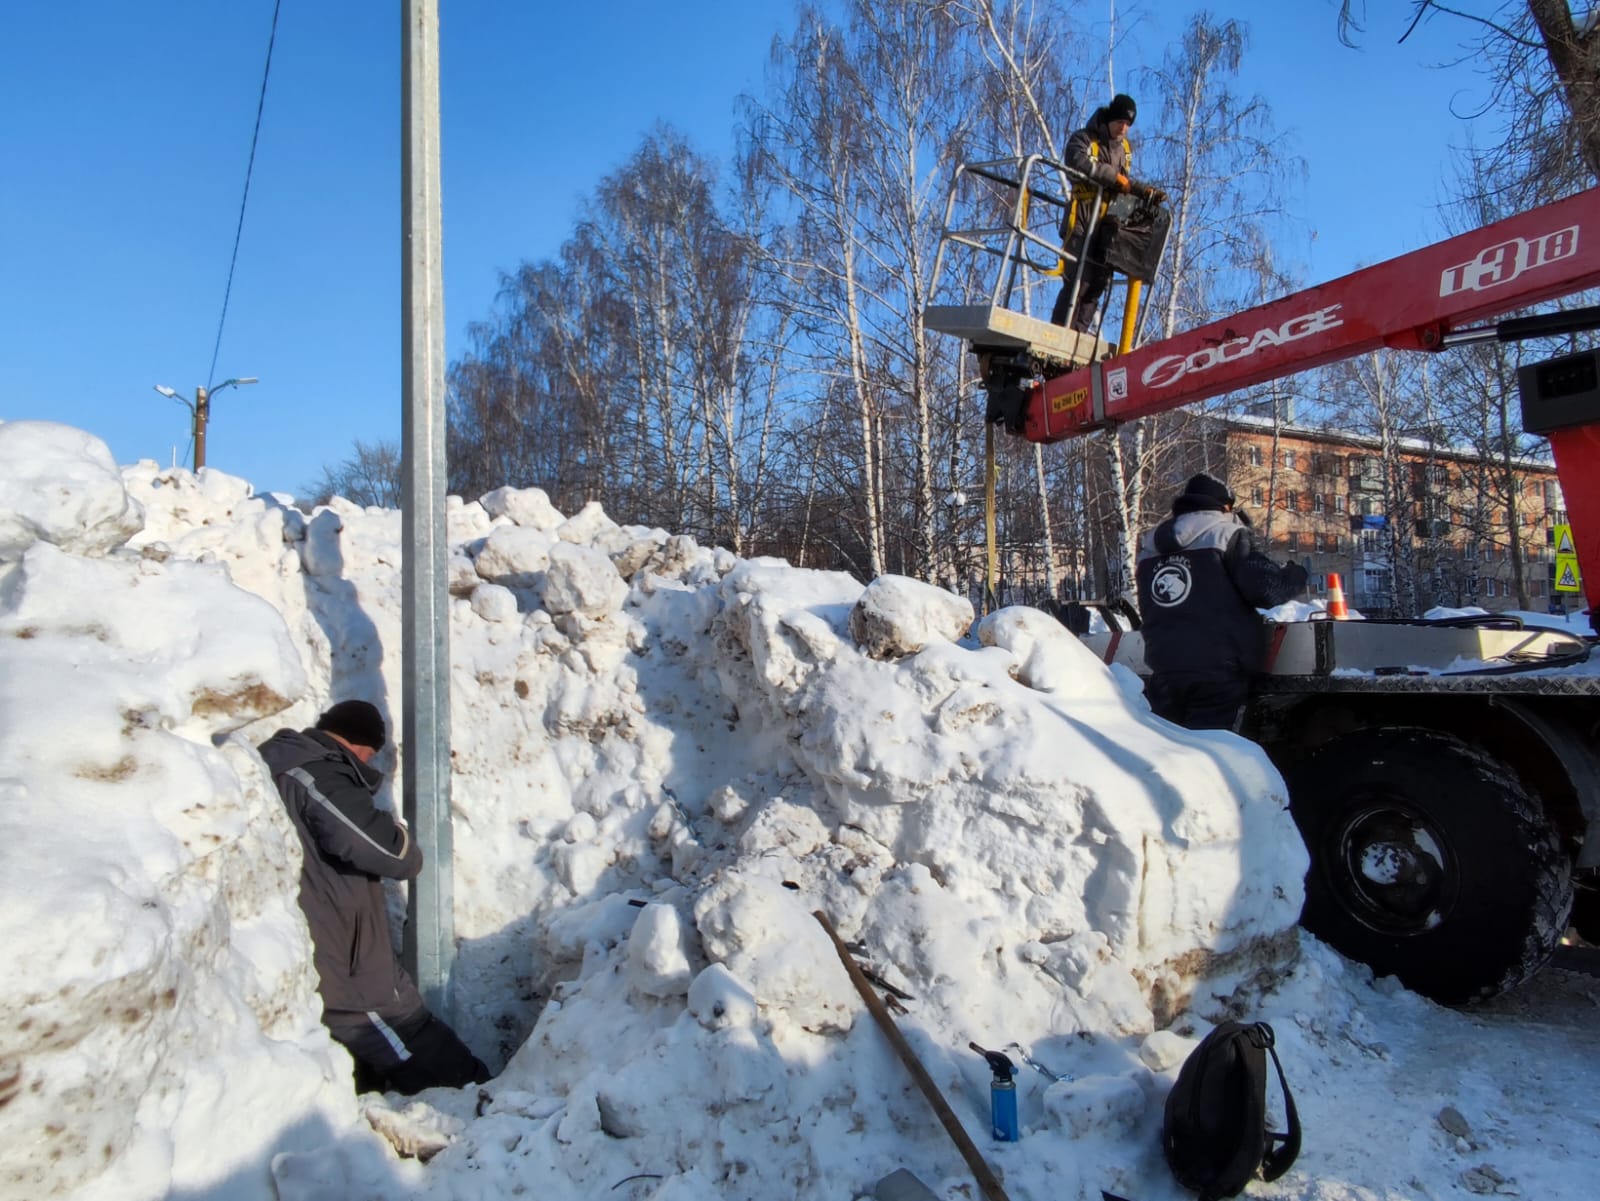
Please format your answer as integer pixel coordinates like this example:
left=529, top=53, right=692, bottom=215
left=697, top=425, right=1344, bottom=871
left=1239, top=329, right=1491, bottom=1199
left=1284, top=727, right=1573, bottom=1005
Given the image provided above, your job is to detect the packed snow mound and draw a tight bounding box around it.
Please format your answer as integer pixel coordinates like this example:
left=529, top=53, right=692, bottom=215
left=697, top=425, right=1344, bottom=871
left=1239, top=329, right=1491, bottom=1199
left=0, top=428, right=353, bottom=1200
left=0, top=422, right=1311, bottom=1201
left=0, top=419, right=143, bottom=559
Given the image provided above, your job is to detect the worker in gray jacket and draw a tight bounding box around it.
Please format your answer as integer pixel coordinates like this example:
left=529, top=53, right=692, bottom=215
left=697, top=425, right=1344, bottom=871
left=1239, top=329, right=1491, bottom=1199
left=260, top=700, right=488, bottom=1094
left=1135, top=473, right=1307, bottom=730
left=1050, top=93, right=1166, bottom=332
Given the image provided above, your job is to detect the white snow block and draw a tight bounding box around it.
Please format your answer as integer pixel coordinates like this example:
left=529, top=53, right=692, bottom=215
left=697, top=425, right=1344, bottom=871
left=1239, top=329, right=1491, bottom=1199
left=542, top=541, right=627, bottom=619
left=469, top=582, right=520, bottom=623
left=687, top=963, right=759, bottom=1030
left=480, top=484, right=565, bottom=530
left=627, top=902, right=694, bottom=998
left=849, top=574, right=974, bottom=660
left=1043, top=1071, right=1149, bottom=1138
left=0, top=421, right=144, bottom=560
left=474, top=524, right=554, bottom=587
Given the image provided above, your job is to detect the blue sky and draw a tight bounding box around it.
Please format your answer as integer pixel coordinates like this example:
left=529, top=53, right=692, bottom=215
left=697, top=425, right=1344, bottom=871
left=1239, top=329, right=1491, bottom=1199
left=1, top=1, right=1502, bottom=496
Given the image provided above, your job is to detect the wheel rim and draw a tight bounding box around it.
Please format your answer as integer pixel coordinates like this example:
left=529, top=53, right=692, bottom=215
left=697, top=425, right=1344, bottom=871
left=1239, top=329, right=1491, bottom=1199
left=1325, top=798, right=1459, bottom=937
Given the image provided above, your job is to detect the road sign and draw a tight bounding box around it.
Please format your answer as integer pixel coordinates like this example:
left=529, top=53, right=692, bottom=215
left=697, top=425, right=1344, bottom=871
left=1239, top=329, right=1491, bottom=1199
left=1553, top=523, right=1576, bottom=556
left=1554, top=554, right=1583, bottom=592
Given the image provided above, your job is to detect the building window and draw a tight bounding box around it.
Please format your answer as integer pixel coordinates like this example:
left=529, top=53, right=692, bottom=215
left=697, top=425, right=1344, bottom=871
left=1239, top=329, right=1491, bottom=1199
left=1252, top=485, right=1265, bottom=505
left=1485, top=578, right=1498, bottom=598
left=1334, top=494, right=1347, bottom=514
left=1286, top=530, right=1299, bottom=551
left=1249, top=445, right=1263, bottom=467
left=1313, top=493, right=1325, bottom=514
left=1286, top=490, right=1299, bottom=511
left=1544, top=480, right=1564, bottom=508
left=1284, top=449, right=1297, bottom=471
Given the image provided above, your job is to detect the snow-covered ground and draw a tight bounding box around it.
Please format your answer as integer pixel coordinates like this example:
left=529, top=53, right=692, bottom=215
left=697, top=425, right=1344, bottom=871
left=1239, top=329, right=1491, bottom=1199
left=1, top=419, right=1597, bottom=1201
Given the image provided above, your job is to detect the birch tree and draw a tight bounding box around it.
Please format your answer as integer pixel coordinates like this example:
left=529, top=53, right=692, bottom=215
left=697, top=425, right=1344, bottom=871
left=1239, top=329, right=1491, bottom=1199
left=1338, top=1, right=1600, bottom=181
left=1104, top=12, right=1301, bottom=592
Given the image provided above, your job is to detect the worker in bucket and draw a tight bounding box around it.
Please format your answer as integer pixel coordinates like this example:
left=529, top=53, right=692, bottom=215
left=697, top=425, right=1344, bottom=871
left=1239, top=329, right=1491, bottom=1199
left=1135, top=473, right=1307, bottom=730
left=260, top=699, right=490, bottom=1094
left=1050, top=92, right=1166, bottom=333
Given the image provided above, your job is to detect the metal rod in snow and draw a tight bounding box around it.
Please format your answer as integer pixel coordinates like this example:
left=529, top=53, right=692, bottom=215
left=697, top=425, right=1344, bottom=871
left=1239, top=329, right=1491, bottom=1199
left=400, top=0, right=455, bottom=1020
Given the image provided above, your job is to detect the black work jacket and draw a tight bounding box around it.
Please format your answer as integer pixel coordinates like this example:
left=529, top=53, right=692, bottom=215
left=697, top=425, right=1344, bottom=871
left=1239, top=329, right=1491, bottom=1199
left=1135, top=510, right=1308, bottom=680
left=259, top=728, right=423, bottom=1015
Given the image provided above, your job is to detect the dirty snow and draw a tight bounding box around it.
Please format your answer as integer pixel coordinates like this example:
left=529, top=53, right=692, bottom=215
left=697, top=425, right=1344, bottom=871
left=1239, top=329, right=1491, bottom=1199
left=1, top=419, right=1596, bottom=1201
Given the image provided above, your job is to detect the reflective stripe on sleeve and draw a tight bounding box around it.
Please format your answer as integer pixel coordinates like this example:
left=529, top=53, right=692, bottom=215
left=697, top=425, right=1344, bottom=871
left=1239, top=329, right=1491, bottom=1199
left=287, top=767, right=412, bottom=863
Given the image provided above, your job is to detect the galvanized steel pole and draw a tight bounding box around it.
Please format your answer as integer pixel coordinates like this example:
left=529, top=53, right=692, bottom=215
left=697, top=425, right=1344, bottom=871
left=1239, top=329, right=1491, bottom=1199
left=400, top=0, right=455, bottom=1019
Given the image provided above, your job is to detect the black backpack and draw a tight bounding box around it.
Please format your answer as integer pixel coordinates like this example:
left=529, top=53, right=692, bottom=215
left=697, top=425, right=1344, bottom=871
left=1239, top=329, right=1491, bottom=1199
left=1161, top=1021, right=1301, bottom=1200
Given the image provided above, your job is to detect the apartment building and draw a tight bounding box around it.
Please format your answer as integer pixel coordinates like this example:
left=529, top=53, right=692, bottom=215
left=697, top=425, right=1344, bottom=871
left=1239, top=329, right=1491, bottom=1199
left=1218, top=419, right=1571, bottom=617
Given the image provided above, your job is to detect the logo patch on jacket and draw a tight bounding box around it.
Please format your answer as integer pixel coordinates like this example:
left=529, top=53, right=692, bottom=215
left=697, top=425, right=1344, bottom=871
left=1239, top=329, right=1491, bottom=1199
left=1151, top=560, right=1192, bottom=606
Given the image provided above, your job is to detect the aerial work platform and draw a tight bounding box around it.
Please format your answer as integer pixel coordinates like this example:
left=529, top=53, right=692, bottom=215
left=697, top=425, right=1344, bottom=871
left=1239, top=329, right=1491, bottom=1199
left=925, top=153, right=1166, bottom=388
left=923, top=303, right=1112, bottom=371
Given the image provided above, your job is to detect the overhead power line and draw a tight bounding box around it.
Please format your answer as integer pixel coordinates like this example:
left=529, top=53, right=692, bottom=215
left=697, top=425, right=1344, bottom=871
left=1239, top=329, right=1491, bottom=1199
left=206, top=0, right=282, bottom=391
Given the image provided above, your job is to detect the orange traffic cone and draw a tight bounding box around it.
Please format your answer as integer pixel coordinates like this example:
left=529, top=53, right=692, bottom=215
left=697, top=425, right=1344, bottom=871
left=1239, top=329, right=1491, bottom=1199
left=1326, top=572, right=1349, bottom=620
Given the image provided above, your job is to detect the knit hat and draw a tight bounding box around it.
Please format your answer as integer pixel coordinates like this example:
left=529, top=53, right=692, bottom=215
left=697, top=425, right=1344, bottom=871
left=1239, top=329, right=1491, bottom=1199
left=316, top=699, right=387, bottom=751
left=1172, top=472, right=1235, bottom=514
left=1108, top=93, right=1137, bottom=124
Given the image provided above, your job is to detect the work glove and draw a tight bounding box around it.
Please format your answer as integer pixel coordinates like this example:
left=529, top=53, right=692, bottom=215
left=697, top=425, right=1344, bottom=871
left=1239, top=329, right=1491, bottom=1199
left=1130, top=179, right=1167, bottom=203
left=1114, top=173, right=1131, bottom=193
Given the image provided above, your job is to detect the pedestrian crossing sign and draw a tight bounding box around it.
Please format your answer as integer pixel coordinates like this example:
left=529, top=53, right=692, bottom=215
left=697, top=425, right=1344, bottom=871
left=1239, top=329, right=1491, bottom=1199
left=1553, top=523, right=1576, bottom=557
left=1554, top=554, right=1582, bottom=592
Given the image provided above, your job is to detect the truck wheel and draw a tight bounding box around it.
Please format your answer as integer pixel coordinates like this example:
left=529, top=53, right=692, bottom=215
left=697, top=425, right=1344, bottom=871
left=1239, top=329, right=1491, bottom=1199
left=1284, top=727, right=1572, bottom=1005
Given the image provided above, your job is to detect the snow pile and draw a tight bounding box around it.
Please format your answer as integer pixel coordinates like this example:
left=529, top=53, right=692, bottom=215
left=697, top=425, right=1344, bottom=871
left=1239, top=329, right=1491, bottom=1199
left=0, top=422, right=357, bottom=1199
left=13, top=418, right=1592, bottom=1201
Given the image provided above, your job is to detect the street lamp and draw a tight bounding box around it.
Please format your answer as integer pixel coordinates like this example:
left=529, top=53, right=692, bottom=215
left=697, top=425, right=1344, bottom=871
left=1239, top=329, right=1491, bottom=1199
left=153, top=377, right=258, bottom=470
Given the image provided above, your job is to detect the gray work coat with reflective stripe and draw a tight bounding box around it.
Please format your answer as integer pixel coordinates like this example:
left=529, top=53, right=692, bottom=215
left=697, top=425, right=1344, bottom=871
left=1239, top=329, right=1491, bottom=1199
left=1065, top=113, right=1132, bottom=230
left=259, top=727, right=424, bottom=1015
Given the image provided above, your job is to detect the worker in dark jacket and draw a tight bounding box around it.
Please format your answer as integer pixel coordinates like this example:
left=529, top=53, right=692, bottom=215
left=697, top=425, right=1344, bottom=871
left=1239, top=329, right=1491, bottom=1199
left=1135, top=473, right=1308, bottom=730
left=1050, top=93, right=1165, bottom=332
left=260, top=700, right=488, bottom=1094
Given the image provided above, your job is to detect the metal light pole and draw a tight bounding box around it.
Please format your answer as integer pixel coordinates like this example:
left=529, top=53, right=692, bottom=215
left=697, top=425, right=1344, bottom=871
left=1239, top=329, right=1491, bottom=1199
left=153, top=377, right=258, bottom=470
left=400, top=0, right=455, bottom=1021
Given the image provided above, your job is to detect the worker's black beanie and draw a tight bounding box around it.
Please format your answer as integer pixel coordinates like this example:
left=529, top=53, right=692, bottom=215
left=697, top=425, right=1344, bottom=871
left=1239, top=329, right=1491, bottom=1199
left=316, top=699, right=387, bottom=751
left=1108, top=93, right=1137, bottom=124
left=1173, top=472, right=1235, bottom=514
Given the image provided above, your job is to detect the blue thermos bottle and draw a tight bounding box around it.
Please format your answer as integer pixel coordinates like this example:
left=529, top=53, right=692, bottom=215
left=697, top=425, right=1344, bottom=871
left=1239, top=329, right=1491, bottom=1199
left=970, top=1042, right=1019, bottom=1141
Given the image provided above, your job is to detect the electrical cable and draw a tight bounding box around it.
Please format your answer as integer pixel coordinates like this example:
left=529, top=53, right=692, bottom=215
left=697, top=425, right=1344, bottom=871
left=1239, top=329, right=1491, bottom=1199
left=205, top=0, right=282, bottom=391
left=1440, top=644, right=1592, bottom=676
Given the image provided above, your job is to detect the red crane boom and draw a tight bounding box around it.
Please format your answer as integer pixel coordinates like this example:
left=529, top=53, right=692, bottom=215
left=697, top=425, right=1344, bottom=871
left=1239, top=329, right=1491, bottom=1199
left=1015, top=187, right=1600, bottom=617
